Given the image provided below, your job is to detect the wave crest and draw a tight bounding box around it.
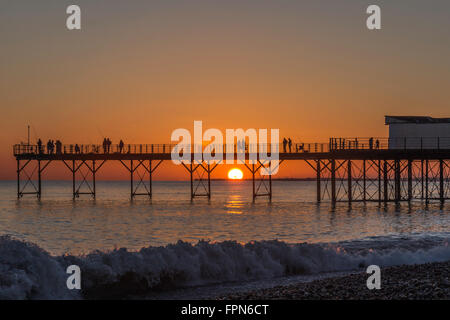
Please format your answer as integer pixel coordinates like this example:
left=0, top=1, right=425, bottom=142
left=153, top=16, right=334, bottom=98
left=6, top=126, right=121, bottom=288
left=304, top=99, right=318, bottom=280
left=1, top=236, right=449, bottom=299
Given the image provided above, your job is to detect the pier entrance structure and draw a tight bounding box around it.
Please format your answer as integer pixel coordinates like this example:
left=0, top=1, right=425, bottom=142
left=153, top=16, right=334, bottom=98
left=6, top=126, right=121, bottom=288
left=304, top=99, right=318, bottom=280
left=13, top=137, right=450, bottom=203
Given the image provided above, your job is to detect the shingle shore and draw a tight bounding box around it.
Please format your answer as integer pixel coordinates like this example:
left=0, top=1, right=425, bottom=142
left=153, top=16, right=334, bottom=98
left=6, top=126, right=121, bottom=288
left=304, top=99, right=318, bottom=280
left=218, top=261, right=450, bottom=300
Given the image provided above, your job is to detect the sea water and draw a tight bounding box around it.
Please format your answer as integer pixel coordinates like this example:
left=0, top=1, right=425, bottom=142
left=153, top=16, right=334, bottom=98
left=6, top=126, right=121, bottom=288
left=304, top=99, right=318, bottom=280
left=0, top=180, right=449, bottom=299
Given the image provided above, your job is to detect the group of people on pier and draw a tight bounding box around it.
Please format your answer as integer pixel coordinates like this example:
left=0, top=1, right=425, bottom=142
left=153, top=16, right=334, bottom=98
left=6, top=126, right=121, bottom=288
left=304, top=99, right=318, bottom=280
left=35, top=138, right=126, bottom=155
left=282, top=138, right=293, bottom=153
left=102, top=138, right=125, bottom=153
left=332, top=138, right=380, bottom=150
left=37, top=139, right=63, bottom=154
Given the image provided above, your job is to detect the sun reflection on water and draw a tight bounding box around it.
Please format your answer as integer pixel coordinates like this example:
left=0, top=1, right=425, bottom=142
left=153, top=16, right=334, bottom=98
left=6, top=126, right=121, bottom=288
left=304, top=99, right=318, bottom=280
left=226, top=194, right=245, bottom=214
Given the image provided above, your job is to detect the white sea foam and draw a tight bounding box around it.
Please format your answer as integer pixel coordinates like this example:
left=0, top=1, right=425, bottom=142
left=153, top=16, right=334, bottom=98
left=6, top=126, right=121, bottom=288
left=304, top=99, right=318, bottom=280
left=0, top=235, right=449, bottom=299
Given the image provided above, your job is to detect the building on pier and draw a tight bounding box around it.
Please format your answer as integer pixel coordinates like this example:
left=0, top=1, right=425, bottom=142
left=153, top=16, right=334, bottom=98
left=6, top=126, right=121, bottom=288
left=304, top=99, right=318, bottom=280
left=385, top=116, right=450, bottom=149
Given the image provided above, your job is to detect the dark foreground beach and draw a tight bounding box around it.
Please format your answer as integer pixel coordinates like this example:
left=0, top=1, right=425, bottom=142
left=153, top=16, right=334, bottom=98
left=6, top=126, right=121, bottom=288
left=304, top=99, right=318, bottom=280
left=219, top=261, right=450, bottom=300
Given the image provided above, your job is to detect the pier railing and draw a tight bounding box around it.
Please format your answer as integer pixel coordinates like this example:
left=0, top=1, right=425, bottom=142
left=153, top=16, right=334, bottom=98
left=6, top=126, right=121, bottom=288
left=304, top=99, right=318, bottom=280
left=13, top=142, right=330, bottom=156
left=330, top=137, right=450, bottom=150
left=13, top=137, right=450, bottom=156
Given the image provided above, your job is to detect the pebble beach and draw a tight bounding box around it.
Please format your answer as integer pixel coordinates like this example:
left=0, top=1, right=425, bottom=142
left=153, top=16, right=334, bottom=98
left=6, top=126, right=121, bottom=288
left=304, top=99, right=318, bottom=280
left=219, top=261, right=450, bottom=300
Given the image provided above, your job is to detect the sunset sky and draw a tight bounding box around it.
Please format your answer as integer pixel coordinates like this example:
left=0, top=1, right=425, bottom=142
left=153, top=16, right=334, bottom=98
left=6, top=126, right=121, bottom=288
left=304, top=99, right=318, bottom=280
left=1, top=0, right=450, bottom=180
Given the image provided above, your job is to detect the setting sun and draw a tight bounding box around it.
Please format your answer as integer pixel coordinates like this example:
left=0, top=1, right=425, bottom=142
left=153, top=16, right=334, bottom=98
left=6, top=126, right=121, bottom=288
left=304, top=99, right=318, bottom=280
left=228, top=168, right=243, bottom=180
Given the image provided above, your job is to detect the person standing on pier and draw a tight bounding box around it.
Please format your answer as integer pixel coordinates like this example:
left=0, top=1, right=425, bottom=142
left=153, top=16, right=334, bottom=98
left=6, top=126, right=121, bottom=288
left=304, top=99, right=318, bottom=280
left=55, top=140, right=62, bottom=154
left=37, top=139, right=42, bottom=154
left=47, top=140, right=53, bottom=154
left=288, top=138, right=292, bottom=153
left=119, top=140, right=124, bottom=153
left=102, top=138, right=107, bottom=153
left=369, top=137, right=374, bottom=150
left=283, top=138, right=287, bottom=153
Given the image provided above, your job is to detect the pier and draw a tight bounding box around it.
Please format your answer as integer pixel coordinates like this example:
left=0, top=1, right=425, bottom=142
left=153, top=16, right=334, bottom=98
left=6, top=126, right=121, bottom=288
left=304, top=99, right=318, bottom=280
left=13, top=137, right=450, bottom=203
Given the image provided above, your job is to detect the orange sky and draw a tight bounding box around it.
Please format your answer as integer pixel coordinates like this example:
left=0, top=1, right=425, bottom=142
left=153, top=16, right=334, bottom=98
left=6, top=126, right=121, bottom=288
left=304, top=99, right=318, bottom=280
left=1, top=1, right=450, bottom=180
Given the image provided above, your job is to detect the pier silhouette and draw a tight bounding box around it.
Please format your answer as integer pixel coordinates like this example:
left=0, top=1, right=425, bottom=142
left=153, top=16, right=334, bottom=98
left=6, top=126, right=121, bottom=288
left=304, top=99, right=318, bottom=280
left=13, top=137, right=450, bottom=203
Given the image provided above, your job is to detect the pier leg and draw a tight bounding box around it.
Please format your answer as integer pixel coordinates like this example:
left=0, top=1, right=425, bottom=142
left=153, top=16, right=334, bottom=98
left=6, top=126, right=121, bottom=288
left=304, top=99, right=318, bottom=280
left=425, top=160, right=429, bottom=203
left=383, top=160, right=388, bottom=202
left=378, top=160, right=382, bottom=202
left=347, top=160, right=352, bottom=203
left=92, top=160, right=96, bottom=199
left=316, top=160, right=321, bottom=203
left=440, top=159, right=444, bottom=203
left=149, top=160, right=152, bottom=198
left=17, top=160, right=20, bottom=198
left=408, top=160, right=412, bottom=201
left=181, top=161, right=216, bottom=200
left=72, top=160, right=76, bottom=199
left=331, top=159, right=336, bottom=203
left=421, top=160, right=424, bottom=199
left=363, top=160, right=366, bottom=202
left=207, top=163, right=211, bottom=200
left=190, top=163, right=194, bottom=200
left=130, top=160, right=134, bottom=199
left=38, top=160, right=41, bottom=199
left=269, top=165, right=272, bottom=201
left=252, top=164, right=256, bottom=201
left=395, top=160, right=401, bottom=202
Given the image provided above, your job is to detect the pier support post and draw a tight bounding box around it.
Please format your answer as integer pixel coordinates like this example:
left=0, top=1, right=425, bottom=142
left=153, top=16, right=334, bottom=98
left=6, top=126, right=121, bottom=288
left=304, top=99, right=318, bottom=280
left=252, top=163, right=255, bottom=201
left=383, top=160, right=388, bottom=202
left=421, top=160, right=424, bottom=199
left=316, top=160, right=321, bottom=203
left=331, top=159, right=336, bottom=203
left=425, top=160, right=429, bottom=203
left=16, top=159, right=51, bottom=199
left=244, top=160, right=275, bottom=201
left=92, top=160, right=96, bottom=199
left=440, top=159, right=444, bottom=203
left=190, top=163, right=194, bottom=199
left=72, top=160, right=76, bottom=199
left=378, top=160, right=382, bottom=202
left=121, top=159, right=162, bottom=199
left=407, top=160, right=412, bottom=201
left=16, top=159, right=20, bottom=198
left=208, top=163, right=211, bottom=200
left=38, top=160, right=42, bottom=199
left=395, top=159, right=401, bottom=202
left=182, top=161, right=219, bottom=200
left=363, top=160, right=366, bottom=202
left=130, top=160, right=133, bottom=198
left=347, top=160, right=352, bottom=203
left=63, top=160, right=103, bottom=199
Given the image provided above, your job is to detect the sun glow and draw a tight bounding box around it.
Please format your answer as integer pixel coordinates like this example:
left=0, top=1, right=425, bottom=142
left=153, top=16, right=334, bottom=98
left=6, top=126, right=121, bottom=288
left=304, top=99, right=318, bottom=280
left=228, top=168, right=243, bottom=180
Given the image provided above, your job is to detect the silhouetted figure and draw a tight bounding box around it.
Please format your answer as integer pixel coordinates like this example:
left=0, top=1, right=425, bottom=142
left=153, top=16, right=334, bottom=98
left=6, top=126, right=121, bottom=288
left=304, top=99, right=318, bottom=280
left=283, top=138, right=287, bottom=153
left=102, top=138, right=107, bottom=154
left=47, top=140, right=53, bottom=154
left=376, top=139, right=380, bottom=149
left=106, top=138, right=111, bottom=153
left=75, top=144, right=80, bottom=154
left=119, top=140, right=124, bottom=153
left=37, top=139, right=42, bottom=154
left=369, top=137, right=374, bottom=150
left=55, top=140, right=62, bottom=154
left=288, top=138, right=292, bottom=153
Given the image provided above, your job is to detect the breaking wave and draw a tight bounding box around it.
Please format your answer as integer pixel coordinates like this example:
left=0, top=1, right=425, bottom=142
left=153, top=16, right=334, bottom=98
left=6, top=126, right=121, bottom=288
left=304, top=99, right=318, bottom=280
left=0, top=234, right=449, bottom=299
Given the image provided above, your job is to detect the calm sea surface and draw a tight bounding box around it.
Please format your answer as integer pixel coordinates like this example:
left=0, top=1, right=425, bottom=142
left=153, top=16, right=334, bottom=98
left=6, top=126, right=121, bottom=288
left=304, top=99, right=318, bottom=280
left=1, top=180, right=449, bottom=255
